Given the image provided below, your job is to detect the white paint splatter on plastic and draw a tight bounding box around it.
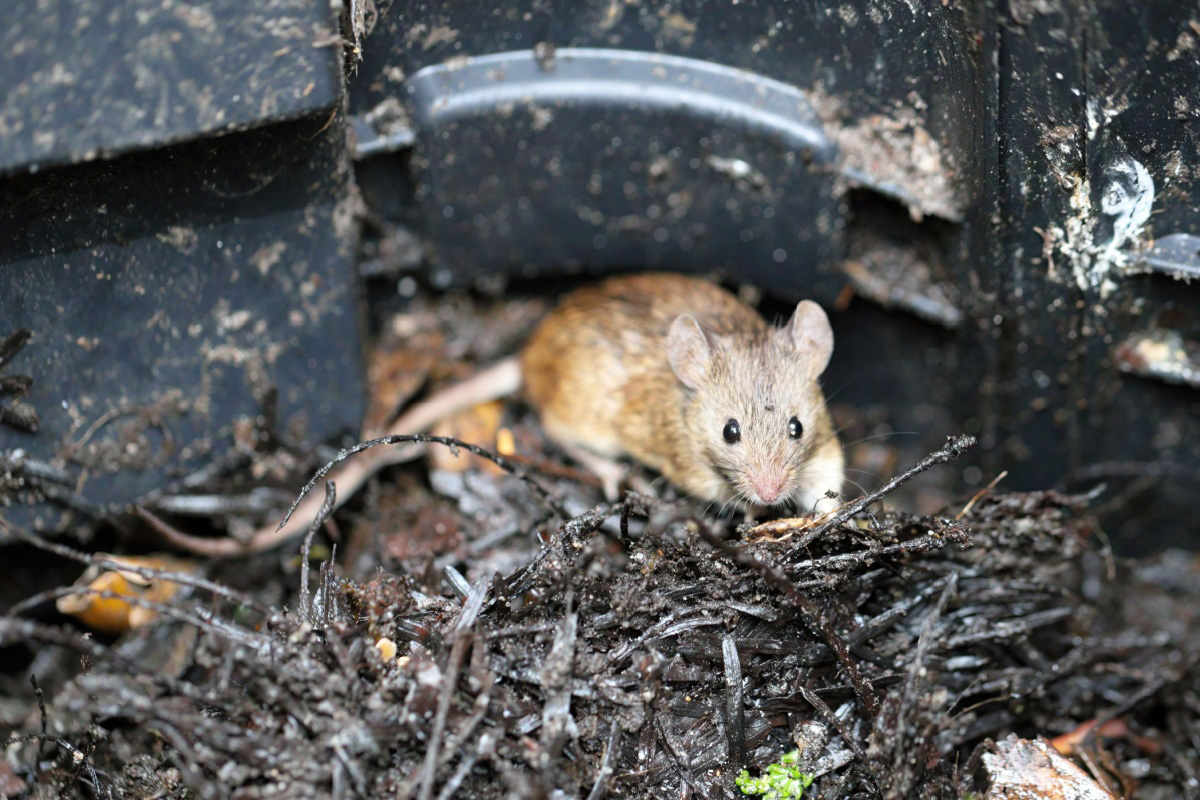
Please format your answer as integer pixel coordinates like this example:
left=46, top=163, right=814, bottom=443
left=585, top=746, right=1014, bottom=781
left=1041, top=147, right=1155, bottom=299
left=1099, top=155, right=1155, bottom=274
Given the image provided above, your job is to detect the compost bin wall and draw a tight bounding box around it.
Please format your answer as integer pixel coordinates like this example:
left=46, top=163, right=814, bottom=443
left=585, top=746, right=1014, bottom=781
left=2, top=0, right=1197, bottom=553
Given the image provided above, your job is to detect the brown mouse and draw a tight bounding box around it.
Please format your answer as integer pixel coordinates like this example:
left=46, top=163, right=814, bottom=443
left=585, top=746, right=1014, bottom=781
left=248, top=272, right=843, bottom=552
left=522, top=272, right=844, bottom=511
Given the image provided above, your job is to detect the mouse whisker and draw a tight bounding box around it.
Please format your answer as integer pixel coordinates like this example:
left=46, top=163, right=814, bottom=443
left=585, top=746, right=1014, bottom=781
left=842, top=467, right=882, bottom=482
left=840, top=476, right=871, bottom=497
left=682, top=475, right=713, bottom=490
left=678, top=476, right=724, bottom=493
left=839, top=431, right=920, bottom=450
left=820, top=371, right=864, bottom=404
left=716, top=493, right=737, bottom=519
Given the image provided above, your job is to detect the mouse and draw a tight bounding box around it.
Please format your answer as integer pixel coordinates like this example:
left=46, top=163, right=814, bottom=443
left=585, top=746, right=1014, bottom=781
left=249, top=272, right=844, bottom=551
left=521, top=272, right=844, bottom=511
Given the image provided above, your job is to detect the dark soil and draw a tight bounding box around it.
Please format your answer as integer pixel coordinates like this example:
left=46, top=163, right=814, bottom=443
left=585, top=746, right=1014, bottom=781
left=0, top=292, right=1197, bottom=800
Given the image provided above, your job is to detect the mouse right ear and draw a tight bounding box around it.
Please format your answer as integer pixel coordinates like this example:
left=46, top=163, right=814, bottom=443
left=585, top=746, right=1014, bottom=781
left=667, top=314, right=712, bottom=390
left=784, top=300, right=834, bottom=375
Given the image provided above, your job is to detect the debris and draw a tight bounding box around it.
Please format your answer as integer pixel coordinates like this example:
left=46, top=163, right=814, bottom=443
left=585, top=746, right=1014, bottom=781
left=0, top=329, right=39, bottom=433
left=361, top=327, right=444, bottom=435
left=982, top=735, right=1117, bottom=800
left=429, top=400, right=506, bottom=475
left=811, top=90, right=964, bottom=223
left=376, top=637, right=398, bottom=661
left=0, top=293, right=1196, bottom=799
left=54, top=553, right=195, bottom=634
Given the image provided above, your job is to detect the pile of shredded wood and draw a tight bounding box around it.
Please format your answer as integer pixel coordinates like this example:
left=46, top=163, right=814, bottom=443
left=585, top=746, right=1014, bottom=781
left=0, top=429, right=1197, bottom=799
left=1, top=292, right=1197, bottom=799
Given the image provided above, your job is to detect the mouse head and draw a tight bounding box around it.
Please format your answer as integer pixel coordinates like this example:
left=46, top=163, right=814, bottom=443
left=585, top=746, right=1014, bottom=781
left=667, top=300, right=844, bottom=510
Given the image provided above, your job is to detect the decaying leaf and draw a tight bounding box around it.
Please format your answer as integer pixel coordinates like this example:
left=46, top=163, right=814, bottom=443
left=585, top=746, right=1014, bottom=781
left=983, top=735, right=1117, bottom=799
left=1050, top=717, right=1160, bottom=758
left=56, top=554, right=195, bottom=634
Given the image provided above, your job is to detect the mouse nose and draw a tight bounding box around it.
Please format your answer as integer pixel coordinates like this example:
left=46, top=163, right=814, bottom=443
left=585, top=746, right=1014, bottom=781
left=753, top=475, right=785, bottom=505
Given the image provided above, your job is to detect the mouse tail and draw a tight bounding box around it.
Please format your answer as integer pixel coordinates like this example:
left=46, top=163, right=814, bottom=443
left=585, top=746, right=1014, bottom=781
left=245, top=357, right=525, bottom=555
left=377, top=355, right=523, bottom=440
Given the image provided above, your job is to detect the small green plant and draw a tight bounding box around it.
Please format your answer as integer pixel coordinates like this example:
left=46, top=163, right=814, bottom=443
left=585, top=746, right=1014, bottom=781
left=735, top=750, right=814, bottom=799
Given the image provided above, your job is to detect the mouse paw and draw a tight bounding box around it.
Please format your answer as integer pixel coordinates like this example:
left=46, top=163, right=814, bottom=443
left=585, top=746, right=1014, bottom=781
left=560, top=444, right=627, bottom=501
left=626, top=474, right=655, bottom=498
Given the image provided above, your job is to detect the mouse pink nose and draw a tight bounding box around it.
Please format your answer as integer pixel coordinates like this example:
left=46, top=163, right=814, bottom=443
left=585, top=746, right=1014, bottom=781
left=754, top=476, right=785, bottom=505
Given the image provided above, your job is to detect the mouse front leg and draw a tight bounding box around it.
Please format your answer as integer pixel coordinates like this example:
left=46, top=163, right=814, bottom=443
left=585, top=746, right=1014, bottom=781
left=557, top=442, right=628, bottom=501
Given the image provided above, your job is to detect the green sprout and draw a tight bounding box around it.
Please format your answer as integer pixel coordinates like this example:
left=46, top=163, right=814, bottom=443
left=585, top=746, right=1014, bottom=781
left=735, top=750, right=815, bottom=799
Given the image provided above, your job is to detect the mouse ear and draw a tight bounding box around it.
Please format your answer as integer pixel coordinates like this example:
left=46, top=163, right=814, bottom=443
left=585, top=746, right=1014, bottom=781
left=667, top=314, right=712, bottom=390
left=783, top=300, right=834, bottom=375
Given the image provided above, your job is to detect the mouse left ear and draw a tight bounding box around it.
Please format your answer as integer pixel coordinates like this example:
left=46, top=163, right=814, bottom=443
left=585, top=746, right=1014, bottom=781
left=668, top=314, right=713, bottom=390
left=783, top=300, right=833, bottom=375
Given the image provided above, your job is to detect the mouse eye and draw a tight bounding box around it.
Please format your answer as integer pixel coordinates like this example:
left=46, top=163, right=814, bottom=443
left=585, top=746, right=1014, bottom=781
left=722, top=419, right=741, bottom=444
left=788, top=416, right=804, bottom=440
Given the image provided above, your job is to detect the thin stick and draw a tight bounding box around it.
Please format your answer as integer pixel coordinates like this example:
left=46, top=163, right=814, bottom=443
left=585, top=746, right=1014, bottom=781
left=585, top=721, right=623, bottom=800
left=723, top=635, right=746, bottom=766
left=30, top=675, right=46, bottom=741
left=11, top=585, right=259, bottom=645
left=2, top=733, right=104, bottom=797
left=793, top=434, right=976, bottom=549
left=298, top=482, right=336, bottom=621
left=799, top=686, right=866, bottom=760
left=743, top=500, right=850, bottom=542
left=417, top=632, right=471, bottom=800
left=278, top=434, right=566, bottom=531
left=955, top=470, right=1008, bottom=521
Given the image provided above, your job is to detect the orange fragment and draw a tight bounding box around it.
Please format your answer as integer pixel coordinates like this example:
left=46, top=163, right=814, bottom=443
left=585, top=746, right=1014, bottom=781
left=496, top=427, right=516, bottom=457
left=375, top=637, right=398, bottom=661
left=56, top=554, right=195, bottom=634
left=429, top=400, right=505, bottom=475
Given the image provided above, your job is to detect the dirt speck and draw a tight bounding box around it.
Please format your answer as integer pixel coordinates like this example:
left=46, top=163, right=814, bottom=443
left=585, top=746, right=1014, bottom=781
left=250, top=241, right=287, bottom=276
left=421, top=24, right=459, bottom=51
left=156, top=225, right=199, bottom=255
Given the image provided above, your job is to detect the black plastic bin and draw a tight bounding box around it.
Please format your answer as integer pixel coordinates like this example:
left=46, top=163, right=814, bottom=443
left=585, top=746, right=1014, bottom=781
left=3, top=0, right=1198, bottom=554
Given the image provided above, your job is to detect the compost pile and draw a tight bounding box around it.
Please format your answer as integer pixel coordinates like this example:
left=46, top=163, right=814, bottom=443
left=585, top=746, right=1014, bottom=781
left=0, top=298, right=1198, bottom=800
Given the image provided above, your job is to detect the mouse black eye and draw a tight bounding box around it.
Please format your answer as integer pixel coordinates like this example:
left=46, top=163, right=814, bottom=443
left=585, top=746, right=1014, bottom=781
left=722, top=419, right=741, bottom=444
left=788, top=416, right=803, bottom=440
